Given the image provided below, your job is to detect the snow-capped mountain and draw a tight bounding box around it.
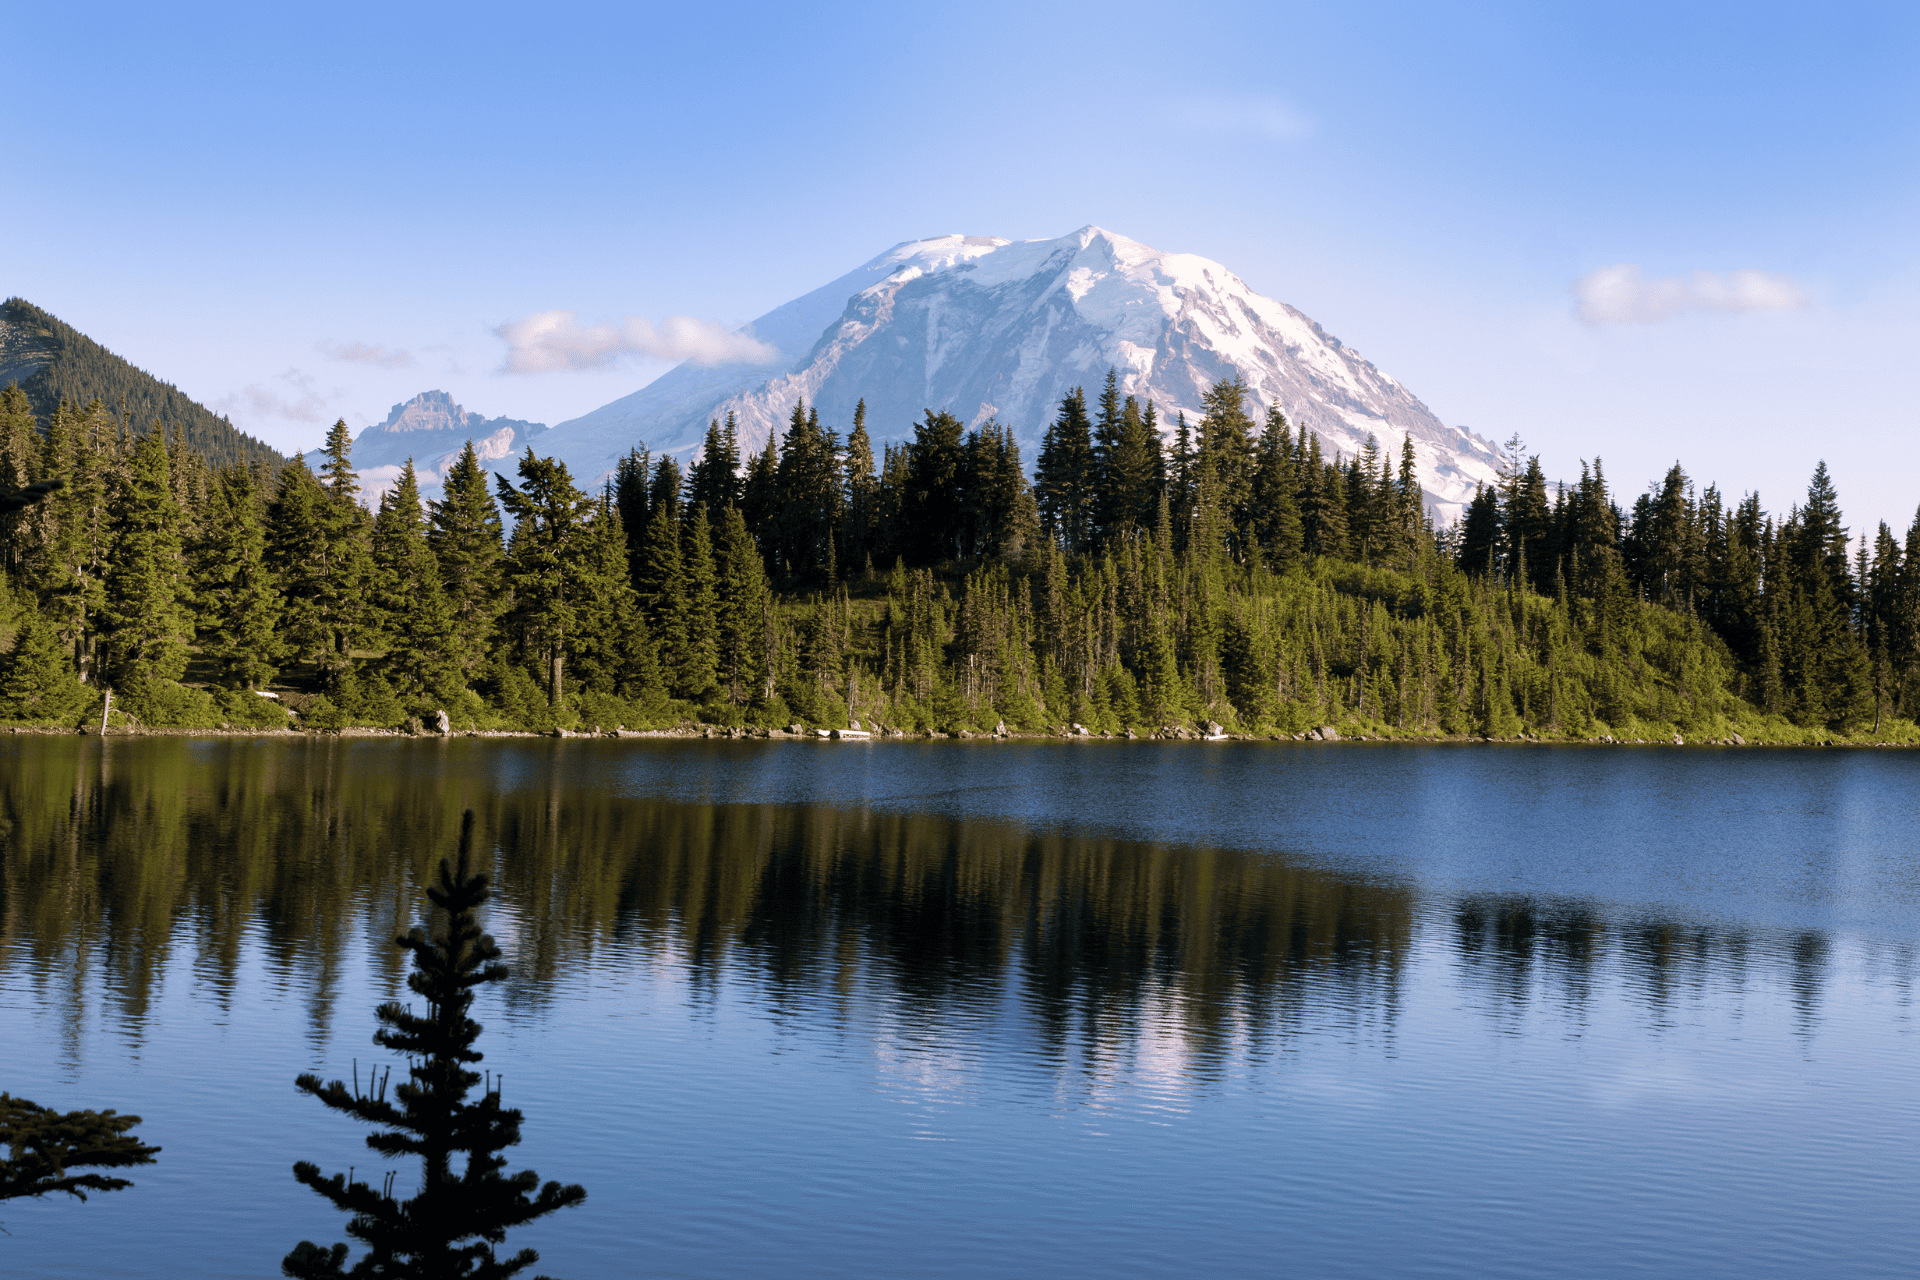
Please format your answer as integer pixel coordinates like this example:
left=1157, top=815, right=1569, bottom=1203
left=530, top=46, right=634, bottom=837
left=308, top=390, right=545, bottom=502
left=513, top=226, right=1502, bottom=516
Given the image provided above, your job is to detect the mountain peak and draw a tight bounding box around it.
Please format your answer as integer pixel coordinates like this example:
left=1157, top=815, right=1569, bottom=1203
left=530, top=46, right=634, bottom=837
left=517, top=228, right=1501, bottom=516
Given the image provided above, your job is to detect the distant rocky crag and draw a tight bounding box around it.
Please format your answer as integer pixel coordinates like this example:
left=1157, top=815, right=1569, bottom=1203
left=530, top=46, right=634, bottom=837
left=305, top=390, right=546, bottom=503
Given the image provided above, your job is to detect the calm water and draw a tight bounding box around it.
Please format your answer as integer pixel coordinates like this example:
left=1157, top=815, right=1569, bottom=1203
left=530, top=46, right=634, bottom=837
left=2, top=737, right=1918, bottom=1278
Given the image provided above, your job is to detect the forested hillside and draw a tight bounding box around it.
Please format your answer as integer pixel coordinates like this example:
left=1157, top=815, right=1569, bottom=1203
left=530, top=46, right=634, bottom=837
left=0, top=371, right=1912, bottom=743
left=0, top=298, right=283, bottom=470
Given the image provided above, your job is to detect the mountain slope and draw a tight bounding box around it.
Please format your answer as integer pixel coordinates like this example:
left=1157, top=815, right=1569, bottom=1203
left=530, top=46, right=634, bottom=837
left=528, top=228, right=1501, bottom=514
left=303, top=390, right=545, bottom=501
left=0, top=297, right=284, bottom=469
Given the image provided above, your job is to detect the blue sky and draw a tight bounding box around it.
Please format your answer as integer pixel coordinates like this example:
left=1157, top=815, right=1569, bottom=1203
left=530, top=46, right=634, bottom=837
left=9, top=1, right=1918, bottom=532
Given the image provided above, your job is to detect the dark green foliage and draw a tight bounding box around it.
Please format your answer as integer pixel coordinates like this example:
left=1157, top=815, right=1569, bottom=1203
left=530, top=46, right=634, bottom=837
left=428, top=443, right=507, bottom=686
left=1035, top=388, right=1096, bottom=552
left=372, top=461, right=462, bottom=708
left=0, top=1092, right=158, bottom=1202
left=99, top=427, right=191, bottom=689
left=284, top=813, right=586, bottom=1278
left=195, top=462, right=281, bottom=688
left=0, top=611, right=87, bottom=721
left=2, top=298, right=283, bottom=470
left=495, top=451, right=594, bottom=707
left=2, top=371, right=1915, bottom=742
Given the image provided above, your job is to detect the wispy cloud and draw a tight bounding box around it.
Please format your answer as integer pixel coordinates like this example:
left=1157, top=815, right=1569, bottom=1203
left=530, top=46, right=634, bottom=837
left=493, top=310, right=778, bottom=373
left=212, top=367, right=334, bottom=425
left=1574, top=264, right=1810, bottom=324
left=318, top=339, right=414, bottom=368
left=1169, top=93, right=1313, bottom=142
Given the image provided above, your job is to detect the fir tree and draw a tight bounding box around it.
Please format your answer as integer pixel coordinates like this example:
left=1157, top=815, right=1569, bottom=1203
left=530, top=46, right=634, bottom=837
left=428, top=443, right=507, bottom=686
left=636, top=499, right=688, bottom=683
left=901, top=409, right=967, bottom=565
left=569, top=499, right=656, bottom=704
left=0, top=1092, right=159, bottom=1203
left=677, top=505, right=720, bottom=699
left=195, top=462, right=281, bottom=689
left=284, top=813, right=586, bottom=1278
left=0, top=611, right=88, bottom=722
left=99, top=427, right=192, bottom=692
left=372, top=461, right=461, bottom=708
left=268, top=458, right=341, bottom=678
left=495, top=451, right=593, bottom=707
left=714, top=504, right=770, bottom=705
left=1035, top=389, right=1096, bottom=552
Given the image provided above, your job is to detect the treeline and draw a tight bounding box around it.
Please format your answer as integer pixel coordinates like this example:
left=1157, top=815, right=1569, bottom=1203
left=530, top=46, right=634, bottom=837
left=0, top=372, right=1913, bottom=741
left=1, top=298, right=283, bottom=470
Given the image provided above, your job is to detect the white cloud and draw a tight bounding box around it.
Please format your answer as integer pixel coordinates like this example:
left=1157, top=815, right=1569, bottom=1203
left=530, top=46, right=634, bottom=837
left=1170, top=93, right=1313, bottom=142
left=318, top=339, right=414, bottom=368
left=1574, top=264, right=1810, bottom=324
left=493, top=310, right=778, bottom=373
left=212, top=367, right=334, bottom=425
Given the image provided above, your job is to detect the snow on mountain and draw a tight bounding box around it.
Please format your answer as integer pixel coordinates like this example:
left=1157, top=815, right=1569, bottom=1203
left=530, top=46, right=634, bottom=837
left=509, top=227, right=1502, bottom=516
left=310, top=390, right=546, bottom=502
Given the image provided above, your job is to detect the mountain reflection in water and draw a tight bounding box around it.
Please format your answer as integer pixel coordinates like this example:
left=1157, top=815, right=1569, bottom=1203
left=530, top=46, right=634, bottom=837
left=3, top=737, right=1918, bottom=1280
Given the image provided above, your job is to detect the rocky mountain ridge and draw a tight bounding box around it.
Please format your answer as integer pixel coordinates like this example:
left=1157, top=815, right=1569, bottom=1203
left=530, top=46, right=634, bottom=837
left=517, top=227, right=1503, bottom=517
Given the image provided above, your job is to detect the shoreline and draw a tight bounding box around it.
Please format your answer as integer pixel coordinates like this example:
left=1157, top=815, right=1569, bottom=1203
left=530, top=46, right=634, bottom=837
left=3, top=723, right=1912, bottom=748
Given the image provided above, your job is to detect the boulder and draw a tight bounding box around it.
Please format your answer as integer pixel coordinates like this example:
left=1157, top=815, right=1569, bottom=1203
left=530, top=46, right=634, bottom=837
left=1203, top=720, right=1226, bottom=738
left=1729, top=731, right=1746, bottom=746
left=1124, top=727, right=1137, bottom=740
left=434, top=709, right=451, bottom=736
left=788, top=724, right=805, bottom=736
left=1672, top=733, right=1684, bottom=746
left=994, top=720, right=1008, bottom=738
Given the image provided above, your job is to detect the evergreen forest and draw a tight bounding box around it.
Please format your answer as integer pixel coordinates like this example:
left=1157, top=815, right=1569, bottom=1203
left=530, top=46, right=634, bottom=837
left=1, top=370, right=1915, bottom=744
left=0, top=299, right=283, bottom=471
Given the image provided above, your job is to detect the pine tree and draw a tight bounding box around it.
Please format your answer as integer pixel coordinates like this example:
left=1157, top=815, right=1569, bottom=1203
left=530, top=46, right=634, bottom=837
left=0, top=611, right=88, bottom=722
left=0, top=384, right=41, bottom=582
left=33, top=401, right=118, bottom=684
left=195, top=463, right=281, bottom=689
left=843, top=400, right=879, bottom=573
left=495, top=452, right=593, bottom=707
left=686, top=415, right=741, bottom=514
left=677, top=506, right=720, bottom=699
left=428, top=443, right=507, bottom=686
left=1035, top=389, right=1095, bottom=552
left=268, top=457, right=339, bottom=678
left=569, top=499, right=655, bottom=704
left=99, top=427, right=192, bottom=693
left=901, top=409, right=966, bottom=565
left=0, top=1092, right=158, bottom=1202
left=284, top=813, right=586, bottom=1278
left=636, top=499, right=688, bottom=684
left=372, top=461, right=461, bottom=708
left=1251, top=406, right=1302, bottom=568
left=714, top=504, right=768, bottom=705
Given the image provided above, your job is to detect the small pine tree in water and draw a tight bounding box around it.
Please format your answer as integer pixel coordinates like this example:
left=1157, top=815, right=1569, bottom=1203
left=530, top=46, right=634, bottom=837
left=284, top=812, right=585, bottom=1278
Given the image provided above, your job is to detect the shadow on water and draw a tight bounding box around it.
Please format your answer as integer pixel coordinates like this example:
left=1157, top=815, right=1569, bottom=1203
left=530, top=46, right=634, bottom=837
left=0, top=737, right=1874, bottom=1066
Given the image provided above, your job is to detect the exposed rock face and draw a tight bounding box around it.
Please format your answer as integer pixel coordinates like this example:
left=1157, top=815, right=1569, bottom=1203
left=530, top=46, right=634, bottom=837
left=527, top=227, right=1503, bottom=520
left=305, top=390, right=547, bottom=506
left=1314, top=726, right=1341, bottom=742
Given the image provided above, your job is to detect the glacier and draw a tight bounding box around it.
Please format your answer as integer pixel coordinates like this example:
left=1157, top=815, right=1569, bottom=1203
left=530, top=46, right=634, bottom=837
left=511, top=227, right=1502, bottom=518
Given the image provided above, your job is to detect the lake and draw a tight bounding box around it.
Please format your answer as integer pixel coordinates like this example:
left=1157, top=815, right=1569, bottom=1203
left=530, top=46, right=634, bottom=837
left=3, top=737, right=1918, bottom=1278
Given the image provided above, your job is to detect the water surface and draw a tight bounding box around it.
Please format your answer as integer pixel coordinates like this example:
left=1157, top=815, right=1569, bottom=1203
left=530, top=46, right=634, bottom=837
left=2, top=738, right=1916, bottom=1278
